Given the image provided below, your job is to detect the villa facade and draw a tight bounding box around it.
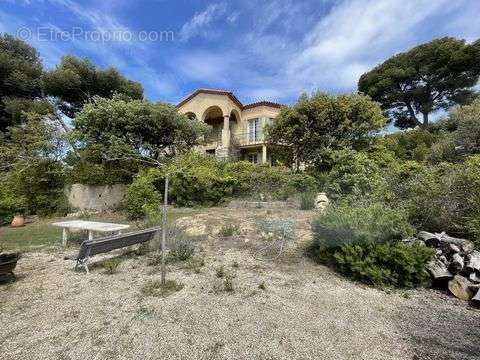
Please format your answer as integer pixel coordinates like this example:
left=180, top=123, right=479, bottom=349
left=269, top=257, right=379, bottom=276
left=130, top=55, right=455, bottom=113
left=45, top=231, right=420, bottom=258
left=177, top=89, right=282, bottom=164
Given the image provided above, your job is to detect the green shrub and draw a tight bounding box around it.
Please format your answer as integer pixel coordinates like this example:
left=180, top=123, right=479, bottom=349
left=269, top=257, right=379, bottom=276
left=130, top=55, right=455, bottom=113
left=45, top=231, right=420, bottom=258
left=141, top=279, right=184, bottom=297
left=311, top=201, right=414, bottom=252
left=300, top=192, right=316, bottom=210
left=103, top=258, right=122, bottom=274
left=325, top=150, right=387, bottom=200
left=224, top=273, right=235, bottom=292
left=169, top=239, right=195, bottom=261
left=123, top=168, right=162, bottom=219
left=186, top=256, right=205, bottom=273
left=331, top=241, right=434, bottom=287
left=448, top=156, right=480, bottom=243
left=169, top=152, right=236, bottom=207
left=308, top=200, right=432, bottom=288
left=0, top=161, right=68, bottom=220
left=220, top=223, right=238, bottom=237
left=215, top=265, right=225, bottom=278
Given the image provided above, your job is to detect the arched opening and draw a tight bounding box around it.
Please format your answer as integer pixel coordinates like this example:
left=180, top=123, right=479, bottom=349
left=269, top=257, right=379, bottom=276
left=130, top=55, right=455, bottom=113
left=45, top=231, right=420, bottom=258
left=185, top=112, right=197, bottom=120
left=202, top=106, right=224, bottom=147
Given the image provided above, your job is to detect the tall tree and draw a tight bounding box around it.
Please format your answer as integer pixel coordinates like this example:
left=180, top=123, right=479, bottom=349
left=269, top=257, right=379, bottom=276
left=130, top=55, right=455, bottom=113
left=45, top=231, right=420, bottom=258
left=0, top=33, right=45, bottom=132
left=73, top=96, right=210, bottom=166
left=266, top=92, right=387, bottom=169
left=358, top=37, right=480, bottom=129
left=43, top=56, right=144, bottom=118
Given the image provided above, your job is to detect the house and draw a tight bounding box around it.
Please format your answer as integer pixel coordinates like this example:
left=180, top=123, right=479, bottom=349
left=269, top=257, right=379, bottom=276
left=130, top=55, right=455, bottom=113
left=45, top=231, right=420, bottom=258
left=177, top=89, right=283, bottom=164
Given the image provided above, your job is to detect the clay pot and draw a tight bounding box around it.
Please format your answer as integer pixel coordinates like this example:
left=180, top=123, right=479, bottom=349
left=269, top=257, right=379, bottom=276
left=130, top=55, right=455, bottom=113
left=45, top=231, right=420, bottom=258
left=11, top=215, right=25, bottom=227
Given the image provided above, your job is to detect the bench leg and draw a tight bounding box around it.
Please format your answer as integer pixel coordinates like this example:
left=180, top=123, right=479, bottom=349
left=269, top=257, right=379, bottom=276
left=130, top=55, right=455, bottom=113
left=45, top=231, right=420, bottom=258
left=88, top=230, right=93, bottom=241
left=75, top=258, right=90, bottom=274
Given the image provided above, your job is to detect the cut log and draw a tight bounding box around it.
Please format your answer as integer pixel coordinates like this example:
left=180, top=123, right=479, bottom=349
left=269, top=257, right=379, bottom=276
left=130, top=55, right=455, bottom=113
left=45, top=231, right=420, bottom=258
left=449, top=244, right=461, bottom=254
left=448, top=275, right=475, bottom=301
left=449, top=253, right=464, bottom=274
left=439, top=255, right=449, bottom=266
left=427, top=259, right=453, bottom=281
left=469, top=271, right=480, bottom=284
left=418, top=231, right=441, bottom=247
left=466, top=251, right=480, bottom=272
left=472, top=288, right=480, bottom=305
left=438, top=233, right=474, bottom=254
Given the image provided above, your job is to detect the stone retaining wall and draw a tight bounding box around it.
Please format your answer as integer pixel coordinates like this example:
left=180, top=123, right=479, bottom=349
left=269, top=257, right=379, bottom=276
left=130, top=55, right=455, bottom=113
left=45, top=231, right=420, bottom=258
left=65, top=183, right=126, bottom=211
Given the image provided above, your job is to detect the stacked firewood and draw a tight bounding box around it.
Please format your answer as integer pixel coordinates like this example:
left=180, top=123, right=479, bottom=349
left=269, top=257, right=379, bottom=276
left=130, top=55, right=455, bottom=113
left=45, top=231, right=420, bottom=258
left=415, top=231, right=480, bottom=303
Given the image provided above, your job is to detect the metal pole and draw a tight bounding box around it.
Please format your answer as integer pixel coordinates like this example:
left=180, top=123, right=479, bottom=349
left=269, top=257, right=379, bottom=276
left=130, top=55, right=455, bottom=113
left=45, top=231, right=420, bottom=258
left=161, top=173, right=169, bottom=285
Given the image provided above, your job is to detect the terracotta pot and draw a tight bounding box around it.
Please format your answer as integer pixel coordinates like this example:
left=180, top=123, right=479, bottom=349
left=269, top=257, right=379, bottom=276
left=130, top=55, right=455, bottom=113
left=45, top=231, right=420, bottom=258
left=11, top=215, right=25, bottom=227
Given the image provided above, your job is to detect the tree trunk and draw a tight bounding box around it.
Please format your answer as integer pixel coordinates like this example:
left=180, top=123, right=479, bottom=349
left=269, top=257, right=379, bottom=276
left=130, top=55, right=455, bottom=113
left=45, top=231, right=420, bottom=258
left=160, top=173, right=169, bottom=286
left=422, top=112, right=429, bottom=128
left=448, top=275, right=474, bottom=301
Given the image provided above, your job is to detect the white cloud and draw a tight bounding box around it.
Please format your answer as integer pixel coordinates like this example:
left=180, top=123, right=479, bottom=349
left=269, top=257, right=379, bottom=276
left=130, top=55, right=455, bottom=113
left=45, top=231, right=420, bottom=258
left=286, top=0, right=462, bottom=93
left=179, top=3, right=228, bottom=42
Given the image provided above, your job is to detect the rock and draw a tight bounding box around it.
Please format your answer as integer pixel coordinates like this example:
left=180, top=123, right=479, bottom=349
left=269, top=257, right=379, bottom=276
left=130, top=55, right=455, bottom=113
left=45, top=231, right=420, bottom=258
left=315, top=192, right=329, bottom=211
left=448, top=275, right=475, bottom=301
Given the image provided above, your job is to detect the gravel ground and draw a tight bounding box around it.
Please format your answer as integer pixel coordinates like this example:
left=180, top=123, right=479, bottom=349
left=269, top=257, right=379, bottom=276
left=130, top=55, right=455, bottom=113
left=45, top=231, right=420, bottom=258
left=1, top=208, right=478, bottom=359
left=396, top=288, right=480, bottom=360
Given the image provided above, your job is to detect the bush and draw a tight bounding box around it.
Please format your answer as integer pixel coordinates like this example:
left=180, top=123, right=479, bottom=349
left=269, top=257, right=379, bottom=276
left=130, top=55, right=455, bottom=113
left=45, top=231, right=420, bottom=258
left=300, top=192, right=316, bottom=210
left=141, top=279, right=184, bottom=297
left=0, top=161, right=68, bottom=220
left=325, top=150, right=387, bottom=200
left=311, top=201, right=414, bottom=252
left=225, top=161, right=317, bottom=201
left=103, top=258, right=122, bottom=274
left=169, top=152, right=236, bottom=207
left=387, top=158, right=480, bottom=243
left=169, top=238, right=195, bottom=261
left=123, top=168, right=162, bottom=219
left=309, top=201, right=431, bottom=288
left=331, top=241, right=434, bottom=287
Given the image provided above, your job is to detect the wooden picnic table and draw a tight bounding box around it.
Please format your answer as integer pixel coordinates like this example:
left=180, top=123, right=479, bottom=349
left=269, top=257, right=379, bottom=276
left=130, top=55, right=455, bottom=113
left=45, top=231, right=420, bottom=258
left=52, top=220, right=131, bottom=246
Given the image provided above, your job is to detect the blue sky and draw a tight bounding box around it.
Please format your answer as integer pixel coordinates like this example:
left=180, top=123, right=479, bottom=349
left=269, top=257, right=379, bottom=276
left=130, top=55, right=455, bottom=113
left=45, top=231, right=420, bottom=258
left=1, top=0, right=479, bottom=106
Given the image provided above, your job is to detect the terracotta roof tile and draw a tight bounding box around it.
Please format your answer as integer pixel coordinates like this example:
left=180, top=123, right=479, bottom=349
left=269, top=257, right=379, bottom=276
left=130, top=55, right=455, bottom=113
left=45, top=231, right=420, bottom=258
left=177, top=89, right=284, bottom=110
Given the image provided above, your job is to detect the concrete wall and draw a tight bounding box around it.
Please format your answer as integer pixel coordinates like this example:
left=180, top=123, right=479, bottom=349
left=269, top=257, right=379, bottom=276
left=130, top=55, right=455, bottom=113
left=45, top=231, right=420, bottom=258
left=65, top=184, right=126, bottom=211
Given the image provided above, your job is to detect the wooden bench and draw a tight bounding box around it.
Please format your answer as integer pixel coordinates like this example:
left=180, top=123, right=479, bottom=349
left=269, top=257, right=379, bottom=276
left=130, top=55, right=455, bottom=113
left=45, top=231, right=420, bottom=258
left=75, top=227, right=161, bottom=274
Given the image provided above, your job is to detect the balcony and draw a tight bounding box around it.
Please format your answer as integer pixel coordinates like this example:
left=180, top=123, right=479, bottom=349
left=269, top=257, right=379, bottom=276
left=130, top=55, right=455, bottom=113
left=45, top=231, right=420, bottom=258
left=232, top=131, right=265, bottom=147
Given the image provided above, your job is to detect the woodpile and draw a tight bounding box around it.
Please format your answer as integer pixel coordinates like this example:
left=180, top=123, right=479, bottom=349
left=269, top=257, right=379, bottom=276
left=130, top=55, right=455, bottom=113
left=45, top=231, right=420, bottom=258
left=412, top=231, right=480, bottom=304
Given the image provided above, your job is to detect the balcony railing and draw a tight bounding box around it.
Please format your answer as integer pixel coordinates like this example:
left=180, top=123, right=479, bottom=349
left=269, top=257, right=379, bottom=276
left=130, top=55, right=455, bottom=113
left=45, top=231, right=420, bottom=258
left=232, top=131, right=265, bottom=146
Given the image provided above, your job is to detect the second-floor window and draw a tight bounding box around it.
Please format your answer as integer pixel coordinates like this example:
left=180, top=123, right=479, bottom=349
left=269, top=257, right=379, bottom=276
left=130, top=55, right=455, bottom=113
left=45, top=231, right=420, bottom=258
left=247, top=118, right=260, bottom=143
